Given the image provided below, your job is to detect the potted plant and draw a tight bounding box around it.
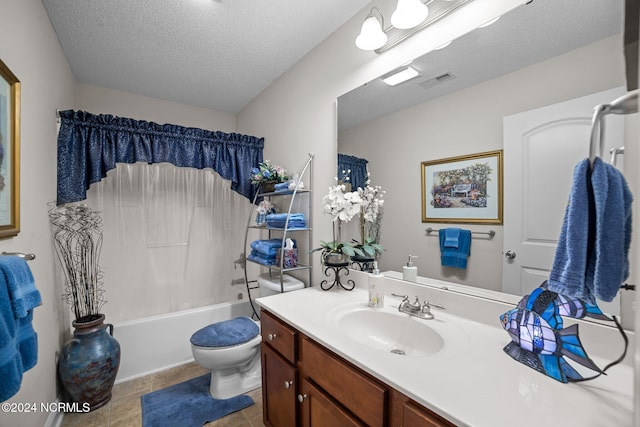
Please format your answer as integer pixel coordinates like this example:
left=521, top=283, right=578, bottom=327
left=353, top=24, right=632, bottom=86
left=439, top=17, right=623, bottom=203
left=250, top=160, right=289, bottom=192
left=49, top=203, right=120, bottom=410
left=312, top=178, right=362, bottom=265
left=351, top=179, right=385, bottom=260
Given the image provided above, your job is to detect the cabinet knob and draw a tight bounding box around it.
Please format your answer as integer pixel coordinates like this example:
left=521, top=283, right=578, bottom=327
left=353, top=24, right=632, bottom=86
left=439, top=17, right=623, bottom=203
left=297, top=394, right=308, bottom=403
left=284, top=380, right=293, bottom=389
left=268, top=333, right=277, bottom=341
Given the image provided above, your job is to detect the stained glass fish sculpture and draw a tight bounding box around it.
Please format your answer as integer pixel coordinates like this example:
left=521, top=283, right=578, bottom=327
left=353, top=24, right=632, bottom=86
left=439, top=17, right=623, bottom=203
left=499, top=281, right=610, bottom=383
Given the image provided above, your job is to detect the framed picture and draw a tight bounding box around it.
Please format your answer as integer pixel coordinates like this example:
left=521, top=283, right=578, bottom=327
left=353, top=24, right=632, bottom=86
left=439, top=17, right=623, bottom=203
left=421, top=150, right=503, bottom=224
left=0, top=59, right=20, bottom=238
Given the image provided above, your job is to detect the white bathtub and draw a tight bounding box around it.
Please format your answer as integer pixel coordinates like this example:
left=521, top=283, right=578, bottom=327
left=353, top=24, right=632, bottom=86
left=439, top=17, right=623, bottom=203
left=112, top=300, right=253, bottom=382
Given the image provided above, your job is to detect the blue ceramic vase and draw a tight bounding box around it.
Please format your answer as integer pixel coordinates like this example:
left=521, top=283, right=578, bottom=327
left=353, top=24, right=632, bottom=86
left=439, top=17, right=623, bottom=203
left=58, top=314, right=121, bottom=410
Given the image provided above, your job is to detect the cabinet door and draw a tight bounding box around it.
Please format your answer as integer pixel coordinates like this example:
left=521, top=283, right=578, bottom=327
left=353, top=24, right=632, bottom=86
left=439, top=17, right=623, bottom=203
left=262, top=342, right=298, bottom=427
left=299, top=378, right=365, bottom=427
left=403, top=401, right=455, bottom=427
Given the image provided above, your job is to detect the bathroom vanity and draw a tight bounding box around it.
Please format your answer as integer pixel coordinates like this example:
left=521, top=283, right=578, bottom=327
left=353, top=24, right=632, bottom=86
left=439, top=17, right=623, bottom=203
left=261, top=309, right=453, bottom=426
left=256, top=270, right=634, bottom=427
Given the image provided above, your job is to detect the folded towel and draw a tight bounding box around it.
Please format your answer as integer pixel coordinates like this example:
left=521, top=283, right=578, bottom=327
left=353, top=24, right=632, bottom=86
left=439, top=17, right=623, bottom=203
left=267, top=213, right=305, bottom=221
left=439, top=229, right=471, bottom=269
left=0, top=257, right=41, bottom=319
left=547, top=158, right=633, bottom=304
left=250, top=239, right=297, bottom=257
left=547, top=160, right=591, bottom=300
left=587, top=158, right=633, bottom=302
left=248, top=251, right=276, bottom=266
left=267, top=220, right=307, bottom=229
left=274, top=182, right=290, bottom=192
left=443, top=228, right=461, bottom=248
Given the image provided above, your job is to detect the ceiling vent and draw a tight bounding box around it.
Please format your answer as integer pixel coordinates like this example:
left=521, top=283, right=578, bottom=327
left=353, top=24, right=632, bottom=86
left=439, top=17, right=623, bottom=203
left=418, top=72, right=456, bottom=90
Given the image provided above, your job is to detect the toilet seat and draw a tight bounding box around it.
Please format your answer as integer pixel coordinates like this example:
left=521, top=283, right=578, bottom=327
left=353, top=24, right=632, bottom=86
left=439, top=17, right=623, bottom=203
left=190, top=316, right=259, bottom=348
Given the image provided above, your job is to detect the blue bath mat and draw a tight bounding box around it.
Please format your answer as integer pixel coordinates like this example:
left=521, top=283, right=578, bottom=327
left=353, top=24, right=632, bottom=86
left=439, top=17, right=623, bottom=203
left=141, top=374, right=254, bottom=427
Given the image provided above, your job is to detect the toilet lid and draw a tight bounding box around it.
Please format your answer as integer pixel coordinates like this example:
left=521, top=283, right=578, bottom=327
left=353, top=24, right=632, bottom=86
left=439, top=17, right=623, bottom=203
left=190, top=316, right=259, bottom=348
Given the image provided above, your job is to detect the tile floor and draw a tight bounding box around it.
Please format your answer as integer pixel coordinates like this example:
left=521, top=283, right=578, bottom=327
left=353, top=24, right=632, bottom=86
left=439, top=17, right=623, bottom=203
left=61, top=362, right=264, bottom=427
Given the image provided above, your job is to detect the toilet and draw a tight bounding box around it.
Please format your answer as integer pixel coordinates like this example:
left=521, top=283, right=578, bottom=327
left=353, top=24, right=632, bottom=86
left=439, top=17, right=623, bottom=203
left=190, top=316, right=262, bottom=400
left=190, top=274, right=304, bottom=399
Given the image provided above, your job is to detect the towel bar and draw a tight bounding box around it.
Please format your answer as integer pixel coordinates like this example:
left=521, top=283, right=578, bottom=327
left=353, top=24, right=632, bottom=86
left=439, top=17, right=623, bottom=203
left=425, top=227, right=495, bottom=238
left=1, top=252, right=35, bottom=261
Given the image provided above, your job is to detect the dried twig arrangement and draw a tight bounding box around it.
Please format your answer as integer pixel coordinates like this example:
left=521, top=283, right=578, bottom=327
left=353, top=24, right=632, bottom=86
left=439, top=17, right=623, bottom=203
left=49, top=203, right=105, bottom=323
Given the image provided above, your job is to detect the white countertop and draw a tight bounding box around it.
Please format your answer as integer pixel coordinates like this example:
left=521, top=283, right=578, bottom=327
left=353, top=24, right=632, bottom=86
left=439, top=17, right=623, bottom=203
left=256, top=274, right=634, bottom=427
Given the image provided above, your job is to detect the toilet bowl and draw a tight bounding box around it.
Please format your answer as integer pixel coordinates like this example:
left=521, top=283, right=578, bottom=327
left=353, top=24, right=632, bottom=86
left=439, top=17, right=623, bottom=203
left=190, top=316, right=262, bottom=399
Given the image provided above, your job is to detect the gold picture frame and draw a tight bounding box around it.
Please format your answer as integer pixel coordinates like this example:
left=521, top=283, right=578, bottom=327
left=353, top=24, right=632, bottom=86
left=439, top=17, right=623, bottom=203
left=421, top=150, right=503, bottom=224
left=0, top=59, right=20, bottom=238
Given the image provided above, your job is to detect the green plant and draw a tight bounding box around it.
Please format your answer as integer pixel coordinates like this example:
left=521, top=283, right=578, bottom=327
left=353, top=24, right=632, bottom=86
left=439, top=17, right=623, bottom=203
left=350, top=237, right=384, bottom=258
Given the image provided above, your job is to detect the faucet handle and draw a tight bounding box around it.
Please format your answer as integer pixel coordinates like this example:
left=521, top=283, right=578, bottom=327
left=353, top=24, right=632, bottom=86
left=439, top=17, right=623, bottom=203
left=423, top=300, right=445, bottom=311
left=391, top=293, right=409, bottom=301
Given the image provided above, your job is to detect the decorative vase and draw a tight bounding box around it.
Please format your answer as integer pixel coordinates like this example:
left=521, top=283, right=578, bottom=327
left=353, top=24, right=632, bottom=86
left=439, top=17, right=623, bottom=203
left=58, top=314, right=121, bottom=410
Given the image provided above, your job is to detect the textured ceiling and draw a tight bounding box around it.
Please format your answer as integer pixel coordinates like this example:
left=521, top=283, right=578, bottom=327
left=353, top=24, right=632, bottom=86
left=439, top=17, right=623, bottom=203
left=41, top=0, right=370, bottom=113
left=339, top=0, right=624, bottom=131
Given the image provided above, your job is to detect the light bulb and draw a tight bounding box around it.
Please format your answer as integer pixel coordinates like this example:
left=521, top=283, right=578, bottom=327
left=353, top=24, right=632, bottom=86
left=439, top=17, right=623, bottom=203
left=391, top=0, right=429, bottom=30
left=355, top=15, right=388, bottom=51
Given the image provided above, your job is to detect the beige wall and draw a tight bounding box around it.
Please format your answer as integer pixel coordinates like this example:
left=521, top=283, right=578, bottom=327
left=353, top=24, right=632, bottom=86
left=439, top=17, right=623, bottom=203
left=339, top=35, right=626, bottom=291
left=238, top=0, right=523, bottom=284
left=0, top=1, right=75, bottom=426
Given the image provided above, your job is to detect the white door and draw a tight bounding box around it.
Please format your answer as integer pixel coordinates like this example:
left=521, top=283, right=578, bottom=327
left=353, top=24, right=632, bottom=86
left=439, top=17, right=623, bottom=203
left=502, top=86, right=626, bottom=314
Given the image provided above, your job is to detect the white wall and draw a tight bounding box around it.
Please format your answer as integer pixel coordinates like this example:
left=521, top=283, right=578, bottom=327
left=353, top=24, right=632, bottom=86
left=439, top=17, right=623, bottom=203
left=339, top=35, right=626, bottom=291
left=0, top=1, right=75, bottom=426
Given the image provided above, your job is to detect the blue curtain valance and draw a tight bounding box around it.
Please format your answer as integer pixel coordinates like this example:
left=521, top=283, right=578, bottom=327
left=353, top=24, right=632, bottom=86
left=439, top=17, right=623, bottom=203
left=56, top=110, right=264, bottom=204
left=338, top=153, right=368, bottom=191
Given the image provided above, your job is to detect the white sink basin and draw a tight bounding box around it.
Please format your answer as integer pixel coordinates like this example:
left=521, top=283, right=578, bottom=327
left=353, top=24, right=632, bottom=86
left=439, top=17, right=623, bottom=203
left=337, top=308, right=444, bottom=357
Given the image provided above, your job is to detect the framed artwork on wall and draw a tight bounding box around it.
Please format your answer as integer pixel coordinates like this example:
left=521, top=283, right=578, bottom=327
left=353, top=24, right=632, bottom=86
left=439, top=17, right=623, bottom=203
left=0, top=59, right=20, bottom=238
left=421, top=150, right=503, bottom=224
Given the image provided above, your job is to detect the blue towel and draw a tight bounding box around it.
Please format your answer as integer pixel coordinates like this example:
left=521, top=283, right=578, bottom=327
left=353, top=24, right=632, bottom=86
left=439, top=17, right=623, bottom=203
left=0, top=256, right=40, bottom=402
left=266, top=213, right=307, bottom=229
left=588, top=158, right=633, bottom=302
left=274, top=182, right=290, bottom=192
left=250, top=239, right=297, bottom=257
left=248, top=251, right=276, bottom=266
left=0, top=275, right=22, bottom=402
left=547, top=158, right=633, bottom=304
left=0, top=257, right=41, bottom=319
left=438, top=229, right=471, bottom=269
left=444, top=228, right=461, bottom=248
left=547, top=160, right=591, bottom=300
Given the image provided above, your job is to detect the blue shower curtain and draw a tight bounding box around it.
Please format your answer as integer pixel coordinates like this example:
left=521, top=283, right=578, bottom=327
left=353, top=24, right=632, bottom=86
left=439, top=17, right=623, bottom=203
left=56, top=110, right=264, bottom=204
left=338, top=153, right=368, bottom=190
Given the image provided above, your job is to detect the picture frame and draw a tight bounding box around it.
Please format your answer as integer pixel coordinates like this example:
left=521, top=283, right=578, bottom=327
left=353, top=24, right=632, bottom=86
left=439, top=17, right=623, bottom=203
left=421, top=150, right=503, bottom=224
left=0, top=59, right=20, bottom=238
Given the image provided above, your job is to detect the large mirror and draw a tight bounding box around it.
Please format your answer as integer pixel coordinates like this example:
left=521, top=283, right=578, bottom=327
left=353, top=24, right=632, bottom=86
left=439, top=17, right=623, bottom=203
left=338, top=0, right=634, bottom=317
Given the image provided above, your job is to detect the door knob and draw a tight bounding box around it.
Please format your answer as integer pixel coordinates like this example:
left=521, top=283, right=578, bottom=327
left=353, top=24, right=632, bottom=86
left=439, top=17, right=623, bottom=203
left=284, top=380, right=293, bottom=389
left=267, top=333, right=277, bottom=341
left=505, top=250, right=516, bottom=260
left=298, top=394, right=308, bottom=402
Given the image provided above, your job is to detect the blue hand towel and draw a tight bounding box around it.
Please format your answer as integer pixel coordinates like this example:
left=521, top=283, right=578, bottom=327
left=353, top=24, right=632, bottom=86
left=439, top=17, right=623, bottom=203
left=444, top=228, right=461, bottom=248
left=0, top=257, right=41, bottom=319
left=438, top=229, right=471, bottom=269
left=547, top=158, right=633, bottom=304
left=587, top=158, right=633, bottom=303
left=547, top=160, right=591, bottom=300
left=250, top=239, right=297, bottom=257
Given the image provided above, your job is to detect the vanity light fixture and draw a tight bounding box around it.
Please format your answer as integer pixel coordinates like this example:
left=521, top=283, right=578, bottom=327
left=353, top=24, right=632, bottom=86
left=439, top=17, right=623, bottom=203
left=382, top=66, right=420, bottom=86
left=355, top=0, right=474, bottom=54
left=391, top=0, right=430, bottom=30
left=355, top=7, right=388, bottom=51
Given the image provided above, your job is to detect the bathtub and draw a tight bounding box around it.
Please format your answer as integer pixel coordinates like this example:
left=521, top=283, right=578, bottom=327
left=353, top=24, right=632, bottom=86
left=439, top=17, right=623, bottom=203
left=112, top=300, right=253, bottom=382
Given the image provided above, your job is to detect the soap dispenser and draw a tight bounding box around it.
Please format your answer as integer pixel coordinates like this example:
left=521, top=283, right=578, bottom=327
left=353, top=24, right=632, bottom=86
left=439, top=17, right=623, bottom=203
left=368, top=261, right=384, bottom=308
left=403, top=255, right=418, bottom=282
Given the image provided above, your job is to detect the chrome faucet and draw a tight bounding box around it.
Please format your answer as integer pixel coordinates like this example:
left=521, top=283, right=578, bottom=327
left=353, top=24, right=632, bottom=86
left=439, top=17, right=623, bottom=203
left=392, top=294, right=445, bottom=320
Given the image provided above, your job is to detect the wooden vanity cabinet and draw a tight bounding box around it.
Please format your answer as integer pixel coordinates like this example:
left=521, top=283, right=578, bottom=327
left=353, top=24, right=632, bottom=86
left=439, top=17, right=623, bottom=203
left=260, top=309, right=456, bottom=427
left=261, top=310, right=299, bottom=427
